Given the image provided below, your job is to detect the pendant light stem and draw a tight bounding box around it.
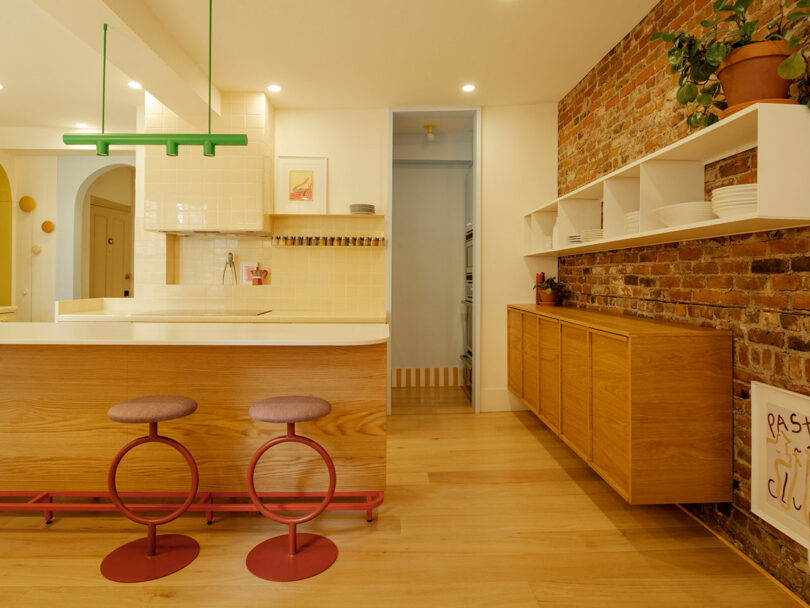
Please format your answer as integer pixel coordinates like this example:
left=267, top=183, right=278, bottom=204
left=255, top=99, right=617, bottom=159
left=102, top=23, right=108, bottom=135
left=208, top=0, right=212, bottom=135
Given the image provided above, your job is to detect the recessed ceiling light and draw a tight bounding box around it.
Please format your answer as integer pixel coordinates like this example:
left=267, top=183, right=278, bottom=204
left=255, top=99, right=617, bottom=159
left=75, top=123, right=89, bottom=129
left=462, top=84, right=476, bottom=92
left=128, top=81, right=143, bottom=89
left=267, top=84, right=282, bottom=93
left=0, top=83, right=4, bottom=90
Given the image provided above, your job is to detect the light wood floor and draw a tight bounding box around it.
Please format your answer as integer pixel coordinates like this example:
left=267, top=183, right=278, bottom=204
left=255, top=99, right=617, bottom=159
left=0, top=387, right=802, bottom=607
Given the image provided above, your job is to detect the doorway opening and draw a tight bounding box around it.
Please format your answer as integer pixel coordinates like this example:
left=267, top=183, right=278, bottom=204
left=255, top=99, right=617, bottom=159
left=388, top=109, right=479, bottom=415
left=81, top=166, right=135, bottom=298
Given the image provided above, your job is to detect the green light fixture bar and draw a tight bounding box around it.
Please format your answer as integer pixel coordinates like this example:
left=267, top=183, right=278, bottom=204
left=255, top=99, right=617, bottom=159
left=63, top=0, right=247, bottom=157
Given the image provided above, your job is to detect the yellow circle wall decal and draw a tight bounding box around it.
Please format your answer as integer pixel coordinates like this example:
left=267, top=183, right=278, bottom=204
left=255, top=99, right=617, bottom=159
left=19, top=196, right=36, bottom=212
left=41, top=220, right=55, bottom=233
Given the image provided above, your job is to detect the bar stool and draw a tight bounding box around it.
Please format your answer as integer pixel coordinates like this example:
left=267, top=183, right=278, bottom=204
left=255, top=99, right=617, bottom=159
left=246, top=396, right=338, bottom=581
left=101, top=395, right=200, bottom=583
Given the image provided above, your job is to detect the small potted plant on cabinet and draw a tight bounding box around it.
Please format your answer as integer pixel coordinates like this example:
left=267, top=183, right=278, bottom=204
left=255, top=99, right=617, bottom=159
left=534, top=274, right=564, bottom=307
left=650, top=0, right=810, bottom=127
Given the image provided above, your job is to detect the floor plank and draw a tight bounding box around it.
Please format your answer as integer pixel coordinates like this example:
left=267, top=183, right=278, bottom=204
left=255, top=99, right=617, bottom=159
left=0, top=387, right=800, bottom=607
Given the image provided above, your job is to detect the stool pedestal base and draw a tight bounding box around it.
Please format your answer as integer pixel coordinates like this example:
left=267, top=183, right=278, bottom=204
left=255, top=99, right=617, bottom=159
left=246, top=533, right=337, bottom=581
left=101, top=534, right=199, bottom=582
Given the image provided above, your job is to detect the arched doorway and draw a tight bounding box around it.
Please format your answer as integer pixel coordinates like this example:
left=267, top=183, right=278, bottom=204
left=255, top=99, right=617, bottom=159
left=0, top=163, right=12, bottom=306
left=75, top=166, right=136, bottom=298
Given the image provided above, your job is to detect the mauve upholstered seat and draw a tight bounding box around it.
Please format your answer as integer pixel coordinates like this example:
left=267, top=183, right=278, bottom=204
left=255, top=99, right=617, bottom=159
left=249, top=396, right=331, bottom=423
left=108, top=395, right=197, bottom=424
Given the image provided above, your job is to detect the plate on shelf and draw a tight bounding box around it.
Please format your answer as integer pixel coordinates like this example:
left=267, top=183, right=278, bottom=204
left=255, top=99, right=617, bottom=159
left=653, top=201, right=716, bottom=227
left=711, top=184, right=757, bottom=198
left=712, top=202, right=757, bottom=218
left=350, top=204, right=376, bottom=215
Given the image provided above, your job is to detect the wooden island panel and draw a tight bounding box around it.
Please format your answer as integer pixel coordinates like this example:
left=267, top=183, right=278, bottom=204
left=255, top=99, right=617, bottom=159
left=0, top=343, right=386, bottom=493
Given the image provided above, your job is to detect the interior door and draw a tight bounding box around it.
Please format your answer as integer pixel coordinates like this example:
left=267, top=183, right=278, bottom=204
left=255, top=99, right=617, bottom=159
left=90, top=203, right=132, bottom=298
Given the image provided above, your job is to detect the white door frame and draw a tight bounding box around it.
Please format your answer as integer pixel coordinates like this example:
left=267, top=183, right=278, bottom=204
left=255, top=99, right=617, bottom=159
left=386, top=106, right=482, bottom=414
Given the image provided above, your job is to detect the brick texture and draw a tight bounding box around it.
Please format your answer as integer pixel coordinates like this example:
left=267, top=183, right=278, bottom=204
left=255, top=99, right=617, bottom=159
left=557, top=0, right=810, bottom=599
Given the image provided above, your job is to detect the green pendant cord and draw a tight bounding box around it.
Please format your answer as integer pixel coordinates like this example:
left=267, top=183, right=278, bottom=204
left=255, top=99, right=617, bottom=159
left=64, top=0, right=247, bottom=156
left=102, top=23, right=107, bottom=135
left=208, top=0, right=212, bottom=135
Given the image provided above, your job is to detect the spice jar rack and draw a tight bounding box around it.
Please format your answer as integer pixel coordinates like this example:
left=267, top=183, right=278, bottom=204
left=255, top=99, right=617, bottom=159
left=271, top=235, right=385, bottom=247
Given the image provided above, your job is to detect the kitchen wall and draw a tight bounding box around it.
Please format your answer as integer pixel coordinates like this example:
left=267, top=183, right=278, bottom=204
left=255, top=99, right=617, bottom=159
left=480, top=104, right=558, bottom=411
left=556, top=0, right=810, bottom=598
left=0, top=162, right=11, bottom=306
left=275, top=109, right=388, bottom=214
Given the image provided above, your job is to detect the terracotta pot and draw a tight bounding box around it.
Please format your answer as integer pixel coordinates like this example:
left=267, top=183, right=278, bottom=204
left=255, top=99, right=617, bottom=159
left=537, top=289, right=558, bottom=306
left=716, top=40, right=797, bottom=118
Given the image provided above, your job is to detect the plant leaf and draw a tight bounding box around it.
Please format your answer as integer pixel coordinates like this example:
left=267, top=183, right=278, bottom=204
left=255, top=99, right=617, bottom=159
left=778, top=51, right=807, bottom=79
left=703, top=113, right=720, bottom=127
left=797, top=0, right=810, bottom=7
left=735, top=0, right=754, bottom=12
left=696, top=92, right=714, bottom=106
left=786, top=11, right=808, bottom=22
left=706, top=41, right=729, bottom=66
left=713, top=99, right=729, bottom=110
left=713, top=0, right=726, bottom=11
left=677, top=83, right=699, bottom=104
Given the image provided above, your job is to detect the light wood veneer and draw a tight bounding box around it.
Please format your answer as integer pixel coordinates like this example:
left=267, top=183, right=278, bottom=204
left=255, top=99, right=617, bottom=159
left=508, top=305, right=732, bottom=504
left=0, top=343, right=386, bottom=493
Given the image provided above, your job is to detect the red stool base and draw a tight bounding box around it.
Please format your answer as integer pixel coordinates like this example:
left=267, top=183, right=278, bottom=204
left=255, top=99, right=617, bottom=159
left=246, top=533, right=337, bottom=581
left=100, top=534, right=199, bottom=582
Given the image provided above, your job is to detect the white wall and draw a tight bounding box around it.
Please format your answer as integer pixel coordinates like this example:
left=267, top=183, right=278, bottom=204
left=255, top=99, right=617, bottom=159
left=56, top=156, right=135, bottom=302
left=393, top=132, right=473, bottom=162
left=392, top=164, right=468, bottom=368
left=274, top=109, right=388, bottom=213
left=479, top=104, right=558, bottom=412
left=12, top=156, right=58, bottom=321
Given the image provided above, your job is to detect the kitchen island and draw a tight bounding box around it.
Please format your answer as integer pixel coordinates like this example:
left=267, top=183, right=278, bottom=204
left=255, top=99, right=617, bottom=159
left=0, top=322, right=388, bottom=503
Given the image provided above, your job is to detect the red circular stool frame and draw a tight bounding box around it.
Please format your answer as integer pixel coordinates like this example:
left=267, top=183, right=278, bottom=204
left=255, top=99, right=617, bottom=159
left=245, top=423, right=338, bottom=581
left=100, top=422, right=200, bottom=583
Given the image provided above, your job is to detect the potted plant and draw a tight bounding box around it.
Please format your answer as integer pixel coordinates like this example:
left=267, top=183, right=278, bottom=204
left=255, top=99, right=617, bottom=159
left=534, top=276, right=564, bottom=307
left=651, top=0, right=810, bottom=127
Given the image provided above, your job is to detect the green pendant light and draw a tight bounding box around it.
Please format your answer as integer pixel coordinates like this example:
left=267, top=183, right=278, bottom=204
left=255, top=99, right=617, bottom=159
left=63, top=0, right=247, bottom=157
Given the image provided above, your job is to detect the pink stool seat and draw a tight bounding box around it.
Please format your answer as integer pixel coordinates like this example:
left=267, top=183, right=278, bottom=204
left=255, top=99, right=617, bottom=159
left=249, top=396, right=331, bottom=423
left=108, top=395, right=197, bottom=424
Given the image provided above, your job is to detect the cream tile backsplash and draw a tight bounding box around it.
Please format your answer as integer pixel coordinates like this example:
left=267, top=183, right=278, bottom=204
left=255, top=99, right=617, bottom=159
left=135, top=93, right=385, bottom=317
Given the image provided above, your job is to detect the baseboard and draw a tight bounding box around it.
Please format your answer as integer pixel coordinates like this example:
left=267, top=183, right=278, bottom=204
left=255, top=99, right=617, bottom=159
left=391, top=367, right=466, bottom=388
left=479, top=387, right=528, bottom=412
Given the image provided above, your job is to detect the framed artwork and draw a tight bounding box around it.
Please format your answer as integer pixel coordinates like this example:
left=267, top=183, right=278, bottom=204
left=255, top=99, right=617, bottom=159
left=275, top=156, right=327, bottom=214
left=751, top=381, right=810, bottom=556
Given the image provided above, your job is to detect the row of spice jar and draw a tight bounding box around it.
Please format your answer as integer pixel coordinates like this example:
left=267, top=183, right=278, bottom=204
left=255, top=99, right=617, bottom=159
left=271, top=235, right=385, bottom=247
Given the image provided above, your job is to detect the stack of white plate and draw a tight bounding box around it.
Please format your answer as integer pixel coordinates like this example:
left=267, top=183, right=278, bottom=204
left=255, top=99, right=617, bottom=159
left=711, top=184, right=757, bottom=218
left=624, top=210, right=640, bottom=234
left=654, top=201, right=716, bottom=227
left=567, top=234, right=582, bottom=244
left=350, top=204, right=376, bottom=215
left=580, top=228, right=603, bottom=242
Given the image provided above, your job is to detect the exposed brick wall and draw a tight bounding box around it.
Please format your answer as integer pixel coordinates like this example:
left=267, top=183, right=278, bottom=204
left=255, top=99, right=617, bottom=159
left=557, top=0, right=810, bottom=599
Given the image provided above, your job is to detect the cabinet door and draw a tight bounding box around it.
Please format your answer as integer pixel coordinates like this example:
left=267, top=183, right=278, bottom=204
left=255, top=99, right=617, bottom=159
left=591, top=331, right=631, bottom=497
left=538, top=318, right=560, bottom=430
left=560, top=323, right=590, bottom=458
left=507, top=308, right=523, bottom=396
left=522, top=314, right=540, bottom=413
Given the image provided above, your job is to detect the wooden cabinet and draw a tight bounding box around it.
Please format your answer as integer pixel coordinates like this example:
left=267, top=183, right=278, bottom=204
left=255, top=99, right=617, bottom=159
left=507, top=304, right=731, bottom=504
left=538, top=318, right=560, bottom=431
left=560, top=324, right=590, bottom=459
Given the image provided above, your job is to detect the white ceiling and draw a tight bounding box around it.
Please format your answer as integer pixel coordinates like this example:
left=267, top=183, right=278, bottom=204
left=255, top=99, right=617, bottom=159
left=0, top=0, right=142, bottom=130
left=0, top=0, right=658, bottom=130
left=144, top=0, right=657, bottom=109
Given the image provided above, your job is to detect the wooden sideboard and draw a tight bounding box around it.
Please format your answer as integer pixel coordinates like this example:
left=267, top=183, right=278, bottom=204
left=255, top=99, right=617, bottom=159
left=508, top=304, right=732, bottom=504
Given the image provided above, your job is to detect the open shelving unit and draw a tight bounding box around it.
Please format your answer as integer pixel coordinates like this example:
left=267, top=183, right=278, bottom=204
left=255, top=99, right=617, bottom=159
left=523, top=104, right=810, bottom=257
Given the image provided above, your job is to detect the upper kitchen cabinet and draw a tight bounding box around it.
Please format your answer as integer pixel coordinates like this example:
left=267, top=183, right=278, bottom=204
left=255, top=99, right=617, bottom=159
left=144, top=92, right=274, bottom=234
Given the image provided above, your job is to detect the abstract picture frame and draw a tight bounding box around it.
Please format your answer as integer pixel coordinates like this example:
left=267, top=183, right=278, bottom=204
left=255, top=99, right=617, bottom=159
left=274, top=156, right=327, bottom=214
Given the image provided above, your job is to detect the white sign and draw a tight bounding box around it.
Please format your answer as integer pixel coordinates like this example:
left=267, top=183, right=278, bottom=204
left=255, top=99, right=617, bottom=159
left=752, top=381, right=810, bottom=552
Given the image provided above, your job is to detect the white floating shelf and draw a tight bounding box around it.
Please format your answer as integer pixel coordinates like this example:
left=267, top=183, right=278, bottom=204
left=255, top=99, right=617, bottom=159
left=523, top=103, right=810, bottom=257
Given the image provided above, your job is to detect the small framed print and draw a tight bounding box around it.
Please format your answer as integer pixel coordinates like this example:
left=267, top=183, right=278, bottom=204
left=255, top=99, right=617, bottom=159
left=275, top=156, right=327, bottom=214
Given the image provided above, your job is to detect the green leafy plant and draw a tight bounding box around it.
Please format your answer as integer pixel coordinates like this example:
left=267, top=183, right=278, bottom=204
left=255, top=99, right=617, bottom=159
left=651, top=0, right=810, bottom=127
left=534, top=277, right=564, bottom=294
left=777, top=0, right=810, bottom=107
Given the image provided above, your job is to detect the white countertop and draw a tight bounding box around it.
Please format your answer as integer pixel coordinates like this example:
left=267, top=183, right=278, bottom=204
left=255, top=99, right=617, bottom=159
left=0, top=322, right=389, bottom=346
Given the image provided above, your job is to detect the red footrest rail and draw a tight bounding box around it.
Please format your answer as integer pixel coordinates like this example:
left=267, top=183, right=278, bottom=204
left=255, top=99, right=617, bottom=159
left=0, top=490, right=384, bottom=524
